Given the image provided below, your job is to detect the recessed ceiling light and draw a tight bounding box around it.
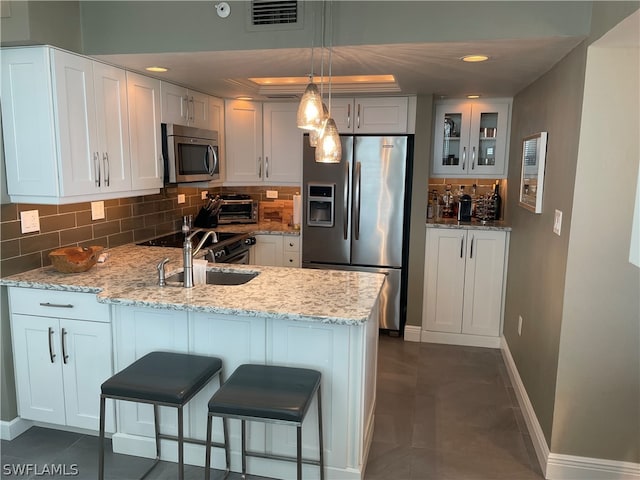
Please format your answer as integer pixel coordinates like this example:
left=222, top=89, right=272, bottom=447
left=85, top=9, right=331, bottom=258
left=461, top=55, right=489, bottom=63
left=145, top=66, right=169, bottom=72
left=236, top=96, right=254, bottom=101
left=467, top=94, right=481, bottom=99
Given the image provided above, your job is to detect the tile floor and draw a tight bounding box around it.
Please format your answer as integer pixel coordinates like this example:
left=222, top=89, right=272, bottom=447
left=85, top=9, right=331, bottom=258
left=1, top=336, right=544, bottom=480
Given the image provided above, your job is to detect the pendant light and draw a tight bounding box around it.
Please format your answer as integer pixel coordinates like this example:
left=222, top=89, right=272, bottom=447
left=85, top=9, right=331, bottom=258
left=296, top=13, right=323, bottom=131
left=315, top=0, right=341, bottom=163
left=309, top=102, right=328, bottom=147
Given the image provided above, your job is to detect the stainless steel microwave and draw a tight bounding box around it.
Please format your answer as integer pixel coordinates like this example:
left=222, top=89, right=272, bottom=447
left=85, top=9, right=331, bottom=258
left=162, top=123, right=220, bottom=183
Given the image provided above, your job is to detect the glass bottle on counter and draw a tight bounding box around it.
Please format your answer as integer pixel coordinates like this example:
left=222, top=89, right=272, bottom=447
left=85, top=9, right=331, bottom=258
left=471, top=184, right=478, bottom=218
left=442, top=184, right=455, bottom=218
left=491, top=180, right=502, bottom=220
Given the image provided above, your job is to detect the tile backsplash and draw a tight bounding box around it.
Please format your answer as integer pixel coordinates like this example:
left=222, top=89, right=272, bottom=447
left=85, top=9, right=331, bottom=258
left=0, top=185, right=300, bottom=277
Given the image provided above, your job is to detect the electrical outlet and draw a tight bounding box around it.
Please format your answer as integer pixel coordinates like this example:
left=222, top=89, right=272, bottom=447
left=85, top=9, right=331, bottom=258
left=553, top=209, right=562, bottom=236
left=20, top=210, right=40, bottom=233
left=201, top=191, right=209, bottom=200
left=177, top=194, right=186, bottom=204
left=518, top=315, right=523, bottom=336
left=266, top=190, right=279, bottom=199
left=91, top=201, right=105, bottom=220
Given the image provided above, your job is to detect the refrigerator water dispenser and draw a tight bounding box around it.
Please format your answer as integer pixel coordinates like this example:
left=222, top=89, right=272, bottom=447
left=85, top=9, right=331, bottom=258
left=307, top=183, right=335, bottom=227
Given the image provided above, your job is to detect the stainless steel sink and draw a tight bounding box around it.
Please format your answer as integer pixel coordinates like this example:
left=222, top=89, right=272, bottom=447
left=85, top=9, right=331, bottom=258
left=165, top=270, right=259, bottom=286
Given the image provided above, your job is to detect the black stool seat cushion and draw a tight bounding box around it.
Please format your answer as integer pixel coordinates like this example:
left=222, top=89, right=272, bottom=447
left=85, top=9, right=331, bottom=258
left=208, top=364, right=321, bottom=423
left=102, top=352, right=222, bottom=405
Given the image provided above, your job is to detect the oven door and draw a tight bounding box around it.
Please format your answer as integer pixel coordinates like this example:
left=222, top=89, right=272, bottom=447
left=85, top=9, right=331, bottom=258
left=222, top=249, right=250, bottom=264
left=168, top=135, right=219, bottom=183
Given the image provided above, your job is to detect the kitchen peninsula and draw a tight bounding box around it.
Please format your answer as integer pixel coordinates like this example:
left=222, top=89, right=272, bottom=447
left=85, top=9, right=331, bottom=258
left=1, top=244, right=384, bottom=480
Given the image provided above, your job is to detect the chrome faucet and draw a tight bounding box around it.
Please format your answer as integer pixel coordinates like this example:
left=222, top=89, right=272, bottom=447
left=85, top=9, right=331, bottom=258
left=183, top=229, right=218, bottom=288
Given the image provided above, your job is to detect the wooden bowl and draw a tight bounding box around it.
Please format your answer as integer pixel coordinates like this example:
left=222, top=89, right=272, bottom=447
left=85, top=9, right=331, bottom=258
left=49, top=246, right=104, bottom=273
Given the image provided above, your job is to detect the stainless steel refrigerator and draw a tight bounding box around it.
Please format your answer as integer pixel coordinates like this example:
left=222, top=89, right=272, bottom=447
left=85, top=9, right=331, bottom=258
left=302, top=135, right=413, bottom=334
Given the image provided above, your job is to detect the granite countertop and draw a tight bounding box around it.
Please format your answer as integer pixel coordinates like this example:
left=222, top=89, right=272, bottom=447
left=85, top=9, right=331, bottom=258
left=214, top=222, right=300, bottom=235
left=426, top=218, right=512, bottom=231
left=0, top=245, right=383, bottom=326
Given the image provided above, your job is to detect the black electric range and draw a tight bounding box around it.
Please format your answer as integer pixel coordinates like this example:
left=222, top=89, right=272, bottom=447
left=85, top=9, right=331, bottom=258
left=137, top=231, right=255, bottom=263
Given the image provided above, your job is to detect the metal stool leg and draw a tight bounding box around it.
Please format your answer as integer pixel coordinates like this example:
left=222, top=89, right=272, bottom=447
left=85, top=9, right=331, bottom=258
left=296, top=425, right=303, bottom=480
left=98, top=395, right=106, bottom=480
left=178, top=406, right=184, bottom=480
left=140, top=404, right=161, bottom=480
left=241, top=420, right=247, bottom=479
left=222, top=418, right=231, bottom=478
left=317, top=385, right=324, bottom=480
left=205, top=413, right=213, bottom=480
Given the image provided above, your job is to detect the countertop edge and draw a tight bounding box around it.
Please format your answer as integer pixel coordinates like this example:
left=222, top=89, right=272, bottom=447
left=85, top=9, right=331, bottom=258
left=426, top=220, right=512, bottom=231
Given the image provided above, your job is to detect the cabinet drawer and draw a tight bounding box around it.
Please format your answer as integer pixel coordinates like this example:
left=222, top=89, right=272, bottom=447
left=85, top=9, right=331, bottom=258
left=8, top=288, right=110, bottom=322
left=283, top=235, right=300, bottom=252
left=283, top=252, right=300, bottom=267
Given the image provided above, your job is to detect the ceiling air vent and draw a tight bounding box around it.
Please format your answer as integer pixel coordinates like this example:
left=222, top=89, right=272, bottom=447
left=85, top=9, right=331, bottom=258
left=246, top=1, right=303, bottom=31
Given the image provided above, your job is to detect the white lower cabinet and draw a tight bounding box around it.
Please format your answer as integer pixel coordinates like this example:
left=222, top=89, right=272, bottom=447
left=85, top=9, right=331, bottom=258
left=8, top=288, right=114, bottom=432
left=110, top=304, right=377, bottom=478
left=251, top=234, right=300, bottom=267
left=421, top=227, right=509, bottom=347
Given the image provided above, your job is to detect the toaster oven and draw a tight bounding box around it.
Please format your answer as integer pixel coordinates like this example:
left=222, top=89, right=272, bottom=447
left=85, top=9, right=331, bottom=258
left=217, top=194, right=258, bottom=224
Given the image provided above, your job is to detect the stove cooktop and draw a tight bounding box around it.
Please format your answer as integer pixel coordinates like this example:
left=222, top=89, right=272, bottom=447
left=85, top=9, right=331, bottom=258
left=137, top=231, right=242, bottom=248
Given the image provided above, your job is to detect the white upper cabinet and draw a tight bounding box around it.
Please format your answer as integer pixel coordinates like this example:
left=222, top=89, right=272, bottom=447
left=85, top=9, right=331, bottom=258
left=160, top=81, right=210, bottom=129
left=331, top=97, right=410, bottom=134
left=432, top=99, right=511, bottom=178
left=262, top=102, right=302, bottom=184
left=225, top=100, right=301, bottom=185
left=127, top=72, right=163, bottom=190
left=1, top=46, right=160, bottom=204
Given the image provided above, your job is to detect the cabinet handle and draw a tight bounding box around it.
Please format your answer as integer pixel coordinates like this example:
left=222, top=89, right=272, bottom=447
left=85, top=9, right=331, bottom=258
left=48, top=327, right=56, bottom=363
left=354, top=161, right=362, bottom=240
left=347, top=103, right=351, bottom=129
left=356, top=103, right=361, bottom=129
left=39, top=302, right=74, bottom=308
left=61, top=328, right=69, bottom=364
left=469, top=235, right=474, bottom=259
left=471, top=147, right=476, bottom=170
left=462, top=147, right=466, bottom=171
left=182, top=96, right=189, bottom=120
left=265, top=156, right=269, bottom=178
left=258, top=157, right=262, bottom=178
left=289, top=242, right=294, bottom=247
left=103, top=152, right=110, bottom=187
left=94, top=152, right=101, bottom=187
left=460, top=235, right=464, bottom=258
left=189, top=97, right=195, bottom=121
left=343, top=160, right=350, bottom=240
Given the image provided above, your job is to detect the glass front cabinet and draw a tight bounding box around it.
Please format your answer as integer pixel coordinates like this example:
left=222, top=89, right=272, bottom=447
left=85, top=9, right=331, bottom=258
left=432, top=99, right=512, bottom=178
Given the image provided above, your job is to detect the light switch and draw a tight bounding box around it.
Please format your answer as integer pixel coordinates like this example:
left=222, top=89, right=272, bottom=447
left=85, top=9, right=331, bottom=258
left=91, top=201, right=105, bottom=220
left=177, top=194, right=186, bottom=204
left=201, top=191, right=209, bottom=200
left=553, top=209, right=563, bottom=236
left=20, top=210, right=40, bottom=233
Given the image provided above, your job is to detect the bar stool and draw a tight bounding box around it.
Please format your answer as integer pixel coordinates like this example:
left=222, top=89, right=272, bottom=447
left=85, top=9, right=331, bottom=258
left=205, top=364, right=324, bottom=480
left=98, top=351, right=225, bottom=480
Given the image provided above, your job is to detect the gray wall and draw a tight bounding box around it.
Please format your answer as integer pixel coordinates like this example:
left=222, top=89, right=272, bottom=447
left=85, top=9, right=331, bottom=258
left=406, top=95, right=432, bottom=328
left=0, top=1, right=82, bottom=50
left=552, top=41, right=639, bottom=463
left=78, top=1, right=593, bottom=55
left=503, top=42, right=587, bottom=446
left=503, top=2, right=639, bottom=462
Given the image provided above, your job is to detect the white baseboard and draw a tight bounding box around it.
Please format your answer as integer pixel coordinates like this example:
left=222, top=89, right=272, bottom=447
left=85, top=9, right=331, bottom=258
left=0, top=417, right=32, bottom=441
left=420, top=329, right=501, bottom=348
left=403, top=325, right=421, bottom=342
left=500, top=337, right=550, bottom=474
left=500, top=338, right=640, bottom=480
left=546, top=453, right=640, bottom=480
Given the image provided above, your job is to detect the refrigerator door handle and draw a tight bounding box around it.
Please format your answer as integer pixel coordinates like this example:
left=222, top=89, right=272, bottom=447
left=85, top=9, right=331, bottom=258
left=343, top=160, right=350, bottom=240
left=354, top=161, right=362, bottom=240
